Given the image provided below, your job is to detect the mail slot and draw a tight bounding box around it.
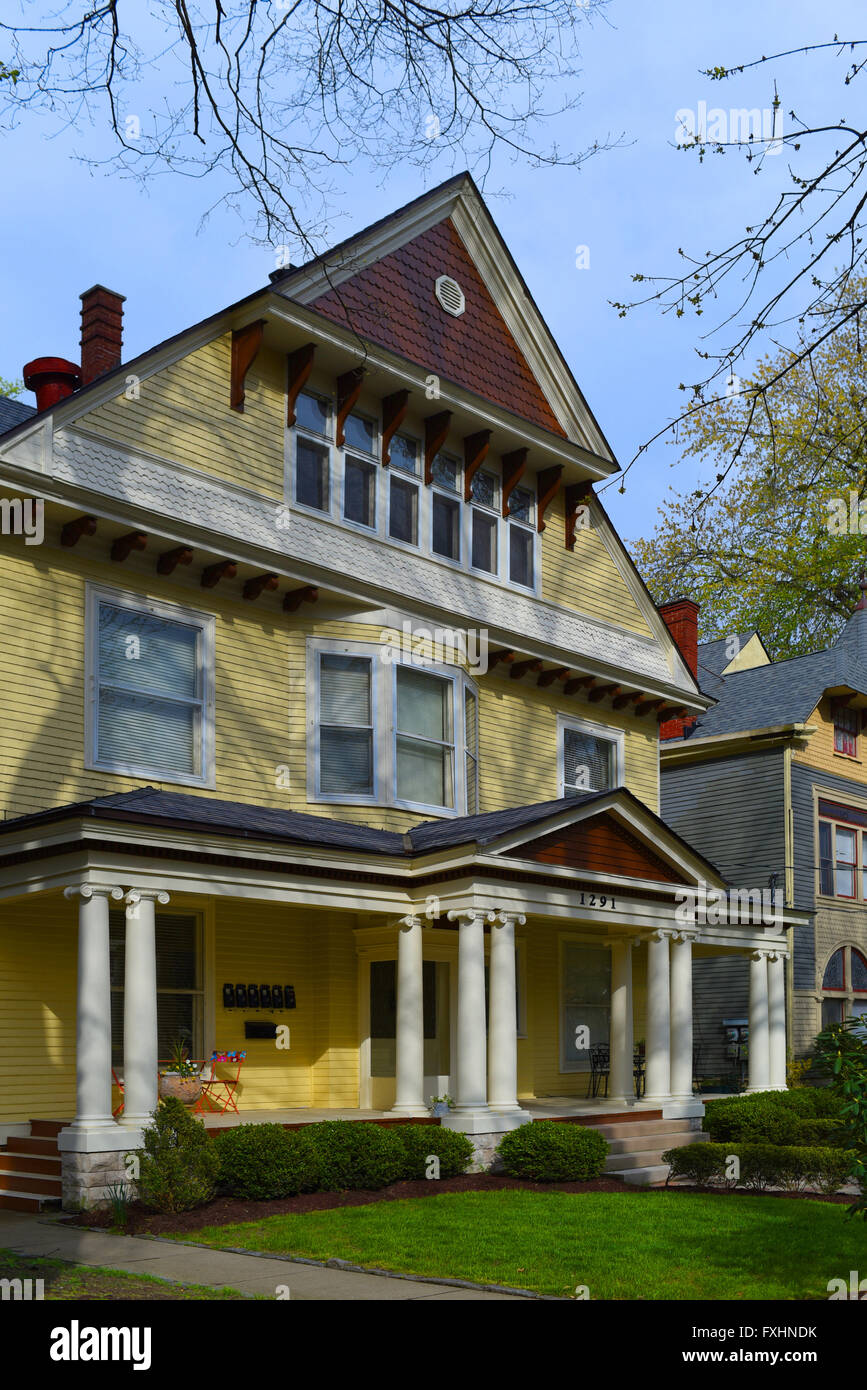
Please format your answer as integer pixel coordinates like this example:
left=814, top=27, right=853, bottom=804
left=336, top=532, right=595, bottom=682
left=244, top=1020, right=278, bottom=1039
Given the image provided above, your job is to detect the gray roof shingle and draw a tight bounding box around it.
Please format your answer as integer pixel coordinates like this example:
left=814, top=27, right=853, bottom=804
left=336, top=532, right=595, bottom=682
left=0, top=397, right=35, bottom=433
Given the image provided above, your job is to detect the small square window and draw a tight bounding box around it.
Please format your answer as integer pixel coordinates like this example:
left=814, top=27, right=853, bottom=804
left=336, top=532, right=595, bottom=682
left=433, top=493, right=460, bottom=561
left=432, top=452, right=461, bottom=493
left=296, top=391, right=330, bottom=437
left=344, top=456, right=377, bottom=529
left=344, top=412, right=376, bottom=456
left=296, top=437, right=330, bottom=511
left=390, top=434, right=419, bottom=475
left=509, top=485, right=535, bottom=526
left=471, top=470, right=498, bottom=510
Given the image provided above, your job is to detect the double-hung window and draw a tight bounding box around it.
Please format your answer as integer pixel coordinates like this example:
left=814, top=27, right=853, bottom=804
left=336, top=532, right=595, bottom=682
left=388, top=433, right=420, bottom=547
left=508, top=485, right=535, bottom=588
left=431, top=452, right=462, bottom=563
left=818, top=799, right=867, bottom=899
left=317, top=653, right=375, bottom=799
left=343, top=411, right=378, bottom=531
left=469, top=469, right=499, bottom=575
left=560, top=715, right=622, bottom=796
left=395, top=666, right=455, bottom=809
left=833, top=702, right=859, bottom=758
left=87, top=587, right=215, bottom=786
left=295, top=390, right=332, bottom=513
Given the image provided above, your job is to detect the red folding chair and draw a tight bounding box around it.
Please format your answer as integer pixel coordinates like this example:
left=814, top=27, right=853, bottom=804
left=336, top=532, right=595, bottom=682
left=111, top=1067, right=124, bottom=1118
left=194, top=1052, right=245, bottom=1115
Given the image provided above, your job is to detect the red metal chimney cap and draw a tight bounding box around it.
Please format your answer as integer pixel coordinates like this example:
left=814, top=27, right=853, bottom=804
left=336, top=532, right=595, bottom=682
left=23, top=357, right=82, bottom=412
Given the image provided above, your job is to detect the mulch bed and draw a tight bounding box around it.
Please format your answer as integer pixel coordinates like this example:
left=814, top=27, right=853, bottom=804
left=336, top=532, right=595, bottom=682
left=60, top=1173, right=853, bottom=1237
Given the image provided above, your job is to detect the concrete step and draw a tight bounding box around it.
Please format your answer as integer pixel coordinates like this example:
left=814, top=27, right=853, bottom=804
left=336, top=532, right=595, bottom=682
left=605, top=1148, right=683, bottom=1172
left=0, top=1189, right=61, bottom=1213
left=0, top=1171, right=62, bottom=1197
left=620, top=1165, right=671, bottom=1186
left=0, top=1152, right=61, bottom=1177
left=605, top=1129, right=699, bottom=1156
left=591, top=1118, right=698, bottom=1140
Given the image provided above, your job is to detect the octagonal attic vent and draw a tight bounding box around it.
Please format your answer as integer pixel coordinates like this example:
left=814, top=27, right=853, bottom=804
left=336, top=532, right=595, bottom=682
left=435, top=275, right=465, bottom=317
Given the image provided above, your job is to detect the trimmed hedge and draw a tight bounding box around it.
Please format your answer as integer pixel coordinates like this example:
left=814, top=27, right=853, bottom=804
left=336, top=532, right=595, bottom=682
left=497, top=1122, right=609, bottom=1182
left=138, top=1097, right=221, bottom=1213
left=215, top=1123, right=319, bottom=1199
left=703, top=1090, right=842, bottom=1146
left=304, top=1121, right=406, bottom=1191
left=395, top=1124, right=474, bottom=1179
left=663, top=1141, right=852, bottom=1195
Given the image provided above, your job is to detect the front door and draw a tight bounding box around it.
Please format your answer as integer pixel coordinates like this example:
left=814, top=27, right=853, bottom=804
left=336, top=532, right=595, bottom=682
left=368, top=959, right=451, bottom=1109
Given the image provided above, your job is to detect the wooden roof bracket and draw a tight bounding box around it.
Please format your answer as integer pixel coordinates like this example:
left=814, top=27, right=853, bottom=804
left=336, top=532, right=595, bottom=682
left=502, top=449, right=528, bottom=517
left=230, top=319, right=266, bottom=412
left=336, top=367, right=366, bottom=447
left=424, top=411, right=453, bottom=484
left=463, top=430, right=492, bottom=501
left=286, top=343, right=315, bottom=426
left=536, top=465, right=563, bottom=533
left=381, top=390, right=410, bottom=466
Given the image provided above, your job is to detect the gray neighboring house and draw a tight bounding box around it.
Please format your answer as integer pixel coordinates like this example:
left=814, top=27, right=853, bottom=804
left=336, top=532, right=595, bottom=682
left=0, top=396, right=35, bottom=432
left=660, top=591, right=867, bottom=1082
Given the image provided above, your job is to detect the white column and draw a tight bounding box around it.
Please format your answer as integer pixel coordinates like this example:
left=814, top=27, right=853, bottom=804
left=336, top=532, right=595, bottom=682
left=609, top=940, right=635, bottom=1103
left=748, top=949, right=771, bottom=1092
left=63, top=884, right=124, bottom=1133
left=119, top=889, right=169, bottom=1128
left=644, top=930, right=672, bottom=1102
left=392, top=914, right=427, bottom=1115
left=487, top=911, right=525, bottom=1113
left=669, top=932, right=694, bottom=1099
left=767, top=950, right=787, bottom=1091
left=448, top=909, right=488, bottom=1114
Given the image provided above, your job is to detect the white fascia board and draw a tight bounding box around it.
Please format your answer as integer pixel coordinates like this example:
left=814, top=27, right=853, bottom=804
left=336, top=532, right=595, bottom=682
left=660, top=724, right=817, bottom=762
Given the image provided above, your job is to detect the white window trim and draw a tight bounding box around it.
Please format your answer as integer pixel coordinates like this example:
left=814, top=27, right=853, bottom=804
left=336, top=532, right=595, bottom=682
left=306, top=635, right=478, bottom=816
left=85, top=582, right=216, bottom=789
left=557, top=711, right=624, bottom=797
left=285, top=402, right=541, bottom=596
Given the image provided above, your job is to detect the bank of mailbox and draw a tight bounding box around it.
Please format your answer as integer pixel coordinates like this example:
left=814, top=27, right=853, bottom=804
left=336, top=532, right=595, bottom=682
left=723, top=1018, right=749, bottom=1077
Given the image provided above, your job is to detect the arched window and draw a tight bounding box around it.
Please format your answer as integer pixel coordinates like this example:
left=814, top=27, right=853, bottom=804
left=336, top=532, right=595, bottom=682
left=822, top=946, right=867, bottom=1027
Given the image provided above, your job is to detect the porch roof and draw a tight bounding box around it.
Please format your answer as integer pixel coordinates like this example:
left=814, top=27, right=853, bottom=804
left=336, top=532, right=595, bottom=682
left=0, top=783, right=721, bottom=873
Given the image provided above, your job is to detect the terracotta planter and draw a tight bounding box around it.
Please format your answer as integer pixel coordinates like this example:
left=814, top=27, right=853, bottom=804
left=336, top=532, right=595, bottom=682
left=158, top=1073, right=203, bottom=1106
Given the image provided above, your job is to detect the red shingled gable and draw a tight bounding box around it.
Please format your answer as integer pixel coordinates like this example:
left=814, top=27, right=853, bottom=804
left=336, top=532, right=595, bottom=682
left=310, top=218, right=567, bottom=438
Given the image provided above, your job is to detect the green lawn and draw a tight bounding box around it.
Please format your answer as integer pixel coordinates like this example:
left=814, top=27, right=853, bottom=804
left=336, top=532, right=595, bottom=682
left=175, top=1190, right=867, bottom=1299
left=0, top=1248, right=253, bottom=1301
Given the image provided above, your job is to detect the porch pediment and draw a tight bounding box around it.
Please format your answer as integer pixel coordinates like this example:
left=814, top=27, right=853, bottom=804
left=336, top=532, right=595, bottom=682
left=500, top=811, right=682, bottom=884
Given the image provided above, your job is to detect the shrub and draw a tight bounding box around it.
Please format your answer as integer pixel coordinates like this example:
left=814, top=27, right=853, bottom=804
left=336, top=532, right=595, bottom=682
left=138, top=1097, right=220, bottom=1213
left=216, top=1123, right=319, bottom=1199
left=305, top=1121, right=405, bottom=1191
left=394, top=1124, right=474, bottom=1179
left=663, top=1140, right=851, bottom=1194
left=497, top=1122, right=609, bottom=1182
left=703, top=1090, right=842, bottom=1145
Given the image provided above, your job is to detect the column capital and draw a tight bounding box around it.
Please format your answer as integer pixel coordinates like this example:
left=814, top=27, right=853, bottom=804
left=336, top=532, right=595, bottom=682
left=645, top=926, right=678, bottom=943
left=397, top=913, right=423, bottom=931
left=750, top=946, right=777, bottom=961
left=671, top=928, right=698, bottom=944
left=64, top=884, right=124, bottom=902
left=487, top=910, right=526, bottom=928
left=447, top=908, right=487, bottom=927
left=125, top=889, right=170, bottom=907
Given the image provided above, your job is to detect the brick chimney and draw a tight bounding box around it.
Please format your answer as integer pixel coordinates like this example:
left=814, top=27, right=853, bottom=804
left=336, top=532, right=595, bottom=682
left=658, top=597, right=699, bottom=740
left=80, top=285, right=125, bottom=385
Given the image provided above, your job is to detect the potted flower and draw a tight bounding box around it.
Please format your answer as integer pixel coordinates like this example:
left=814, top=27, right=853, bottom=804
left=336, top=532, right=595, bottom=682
left=158, top=1037, right=203, bottom=1106
left=429, top=1094, right=454, bottom=1118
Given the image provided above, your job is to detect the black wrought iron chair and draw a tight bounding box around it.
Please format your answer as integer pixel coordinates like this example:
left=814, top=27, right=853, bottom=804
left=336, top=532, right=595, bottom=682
left=589, top=1045, right=610, bottom=1098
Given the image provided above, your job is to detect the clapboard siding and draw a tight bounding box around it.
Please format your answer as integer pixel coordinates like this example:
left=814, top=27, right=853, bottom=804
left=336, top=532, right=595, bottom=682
left=661, top=749, right=787, bottom=889
left=692, top=955, right=750, bottom=1078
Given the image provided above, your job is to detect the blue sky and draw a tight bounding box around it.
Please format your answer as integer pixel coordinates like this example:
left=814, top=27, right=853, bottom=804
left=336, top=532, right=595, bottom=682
left=1, top=1, right=860, bottom=546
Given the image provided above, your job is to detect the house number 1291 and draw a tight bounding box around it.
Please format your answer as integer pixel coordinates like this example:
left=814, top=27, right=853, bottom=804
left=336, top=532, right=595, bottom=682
left=579, top=893, right=615, bottom=909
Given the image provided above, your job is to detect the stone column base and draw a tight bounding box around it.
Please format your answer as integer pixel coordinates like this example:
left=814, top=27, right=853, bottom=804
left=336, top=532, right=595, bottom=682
left=61, top=1146, right=142, bottom=1212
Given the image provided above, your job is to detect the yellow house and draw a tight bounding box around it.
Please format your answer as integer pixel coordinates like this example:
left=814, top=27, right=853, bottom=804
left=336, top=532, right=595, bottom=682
left=0, top=175, right=793, bottom=1208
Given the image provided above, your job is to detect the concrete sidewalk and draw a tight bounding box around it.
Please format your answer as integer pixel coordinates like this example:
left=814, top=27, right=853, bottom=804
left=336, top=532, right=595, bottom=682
left=0, top=1212, right=525, bottom=1301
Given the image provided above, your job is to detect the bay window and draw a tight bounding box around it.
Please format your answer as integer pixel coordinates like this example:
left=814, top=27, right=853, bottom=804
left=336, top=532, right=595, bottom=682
left=388, top=433, right=420, bottom=546
left=343, top=412, right=378, bottom=531
left=295, top=390, right=331, bottom=513
left=87, top=586, right=215, bottom=787
left=818, top=799, right=867, bottom=900
left=469, top=469, right=499, bottom=574
left=310, top=639, right=478, bottom=814
left=431, top=452, right=462, bottom=563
